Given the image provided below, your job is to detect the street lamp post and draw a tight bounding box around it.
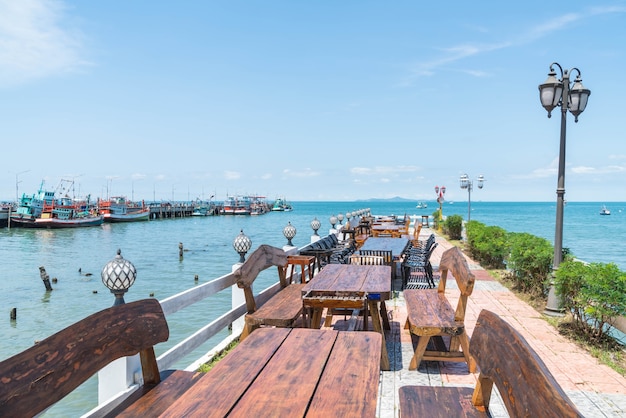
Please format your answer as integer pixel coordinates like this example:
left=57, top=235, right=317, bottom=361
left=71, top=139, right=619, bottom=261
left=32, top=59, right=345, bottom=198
left=434, top=185, right=446, bottom=230
left=538, top=62, right=590, bottom=313
left=459, top=174, right=485, bottom=222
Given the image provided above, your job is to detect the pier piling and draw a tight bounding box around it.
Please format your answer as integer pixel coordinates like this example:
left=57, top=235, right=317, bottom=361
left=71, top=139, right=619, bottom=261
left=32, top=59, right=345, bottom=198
left=179, top=242, right=184, bottom=260
left=10, top=308, right=16, bottom=321
left=38, top=266, right=53, bottom=291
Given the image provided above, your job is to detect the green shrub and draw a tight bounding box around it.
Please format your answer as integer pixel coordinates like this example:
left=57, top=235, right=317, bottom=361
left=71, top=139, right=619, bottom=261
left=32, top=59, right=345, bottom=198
left=506, top=232, right=553, bottom=295
left=465, top=221, right=508, bottom=268
left=555, top=261, right=626, bottom=341
left=443, top=214, right=463, bottom=240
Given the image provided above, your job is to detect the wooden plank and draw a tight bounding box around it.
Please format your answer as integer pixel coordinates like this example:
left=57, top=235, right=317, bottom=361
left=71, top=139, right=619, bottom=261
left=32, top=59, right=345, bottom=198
left=112, top=370, right=202, bottom=417
left=306, top=331, right=381, bottom=417
left=405, top=289, right=458, bottom=333
left=227, top=328, right=338, bottom=417
left=399, top=386, right=487, bottom=418
left=247, top=283, right=305, bottom=327
left=159, top=327, right=291, bottom=417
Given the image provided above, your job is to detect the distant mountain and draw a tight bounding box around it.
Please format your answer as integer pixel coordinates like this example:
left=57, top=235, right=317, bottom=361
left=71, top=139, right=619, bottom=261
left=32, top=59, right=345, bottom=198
left=357, top=196, right=413, bottom=202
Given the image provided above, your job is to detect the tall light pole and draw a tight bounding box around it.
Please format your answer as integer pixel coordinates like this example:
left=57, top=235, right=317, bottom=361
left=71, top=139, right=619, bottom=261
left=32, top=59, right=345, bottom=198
left=459, top=174, right=485, bottom=222
left=434, top=185, right=446, bottom=230
left=15, top=170, right=30, bottom=202
left=538, top=62, right=590, bottom=313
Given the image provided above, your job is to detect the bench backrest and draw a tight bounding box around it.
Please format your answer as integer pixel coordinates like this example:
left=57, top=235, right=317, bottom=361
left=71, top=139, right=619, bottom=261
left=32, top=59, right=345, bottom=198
left=0, top=298, right=169, bottom=417
left=437, top=246, right=475, bottom=322
left=350, top=255, right=385, bottom=265
left=470, top=309, right=582, bottom=417
left=359, top=249, right=393, bottom=266
left=235, top=244, right=288, bottom=313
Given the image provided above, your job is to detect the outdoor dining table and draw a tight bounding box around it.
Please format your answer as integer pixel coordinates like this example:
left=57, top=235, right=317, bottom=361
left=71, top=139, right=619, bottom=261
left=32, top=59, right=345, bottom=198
left=371, top=222, right=402, bottom=236
left=156, top=327, right=381, bottom=417
left=301, top=263, right=392, bottom=370
left=359, top=236, right=409, bottom=281
left=359, top=237, right=409, bottom=259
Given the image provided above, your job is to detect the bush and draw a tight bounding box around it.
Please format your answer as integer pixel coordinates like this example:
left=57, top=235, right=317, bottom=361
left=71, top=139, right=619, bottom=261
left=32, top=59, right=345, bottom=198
left=443, top=214, right=463, bottom=240
left=555, top=261, right=626, bottom=341
left=506, top=233, right=553, bottom=295
left=465, top=221, right=508, bottom=269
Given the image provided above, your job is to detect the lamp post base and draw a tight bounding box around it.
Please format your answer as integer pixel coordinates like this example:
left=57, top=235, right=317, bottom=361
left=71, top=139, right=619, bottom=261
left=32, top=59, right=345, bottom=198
left=543, top=284, right=564, bottom=317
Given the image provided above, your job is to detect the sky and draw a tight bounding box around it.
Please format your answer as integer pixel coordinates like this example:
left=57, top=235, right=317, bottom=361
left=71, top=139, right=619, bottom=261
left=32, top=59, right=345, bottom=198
left=1, top=1, right=625, bottom=203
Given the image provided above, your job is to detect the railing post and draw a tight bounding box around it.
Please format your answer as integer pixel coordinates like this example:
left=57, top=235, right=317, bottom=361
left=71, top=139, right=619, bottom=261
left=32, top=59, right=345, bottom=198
left=231, top=262, right=246, bottom=335
left=97, top=355, right=141, bottom=404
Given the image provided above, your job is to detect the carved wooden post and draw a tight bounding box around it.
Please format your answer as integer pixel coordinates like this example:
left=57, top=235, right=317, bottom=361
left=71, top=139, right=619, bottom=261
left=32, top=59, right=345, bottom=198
left=38, top=266, right=53, bottom=291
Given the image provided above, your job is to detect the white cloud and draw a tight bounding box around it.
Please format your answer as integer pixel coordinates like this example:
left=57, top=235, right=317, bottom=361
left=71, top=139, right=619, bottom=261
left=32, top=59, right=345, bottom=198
left=0, top=0, right=88, bottom=87
left=282, top=168, right=320, bottom=178
left=350, top=166, right=419, bottom=176
left=224, top=171, right=241, bottom=180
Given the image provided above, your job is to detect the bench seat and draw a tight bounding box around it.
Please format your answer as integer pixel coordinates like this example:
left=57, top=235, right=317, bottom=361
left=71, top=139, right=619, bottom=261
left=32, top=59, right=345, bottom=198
left=399, top=386, right=487, bottom=418
left=404, top=246, right=476, bottom=372
left=236, top=245, right=305, bottom=340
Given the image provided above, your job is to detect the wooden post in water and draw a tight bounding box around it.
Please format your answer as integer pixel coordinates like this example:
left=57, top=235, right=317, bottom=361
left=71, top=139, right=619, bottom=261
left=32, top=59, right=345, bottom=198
left=10, top=308, right=16, bottom=320
left=179, top=242, right=184, bottom=260
left=38, top=266, right=53, bottom=291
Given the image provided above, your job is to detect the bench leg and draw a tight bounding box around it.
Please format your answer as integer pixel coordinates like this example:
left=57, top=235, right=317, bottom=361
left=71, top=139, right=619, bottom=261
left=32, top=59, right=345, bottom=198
left=457, top=332, right=476, bottom=373
left=409, top=335, right=430, bottom=371
left=368, top=300, right=390, bottom=371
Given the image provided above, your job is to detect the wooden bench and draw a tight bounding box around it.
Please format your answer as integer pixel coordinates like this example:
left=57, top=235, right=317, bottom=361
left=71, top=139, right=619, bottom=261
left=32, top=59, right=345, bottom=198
left=0, top=299, right=202, bottom=417
left=404, top=246, right=476, bottom=371
left=399, top=309, right=583, bottom=417
left=236, top=244, right=305, bottom=340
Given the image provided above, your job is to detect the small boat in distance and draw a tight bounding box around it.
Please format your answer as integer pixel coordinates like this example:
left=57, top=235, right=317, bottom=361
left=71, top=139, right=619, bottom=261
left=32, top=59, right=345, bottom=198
left=416, top=202, right=428, bottom=209
left=600, top=205, right=611, bottom=216
left=272, top=197, right=293, bottom=212
left=99, top=196, right=150, bottom=222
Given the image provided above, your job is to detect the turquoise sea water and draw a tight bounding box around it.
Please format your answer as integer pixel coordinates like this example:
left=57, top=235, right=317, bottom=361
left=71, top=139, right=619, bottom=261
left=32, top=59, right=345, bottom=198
left=0, top=200, right=624, bottom=415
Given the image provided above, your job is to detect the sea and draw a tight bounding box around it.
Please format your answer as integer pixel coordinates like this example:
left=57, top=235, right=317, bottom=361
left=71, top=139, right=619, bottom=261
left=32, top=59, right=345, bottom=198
left=1, top=200, right=624, bottom=416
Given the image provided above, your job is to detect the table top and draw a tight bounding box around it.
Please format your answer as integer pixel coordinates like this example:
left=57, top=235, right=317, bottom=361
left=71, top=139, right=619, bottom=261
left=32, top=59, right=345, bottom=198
left=371, top=223, right=402, bottom=231
left=360, top=237, right=409, bottom=258
left=159, top=327, right=382, bottom=417
left=302, top=264, right=391, bottom=299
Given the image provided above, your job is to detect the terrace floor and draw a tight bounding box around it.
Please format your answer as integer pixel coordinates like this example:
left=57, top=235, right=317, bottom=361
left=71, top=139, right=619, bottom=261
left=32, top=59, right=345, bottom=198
left=334, top=227, right=626, bottom=417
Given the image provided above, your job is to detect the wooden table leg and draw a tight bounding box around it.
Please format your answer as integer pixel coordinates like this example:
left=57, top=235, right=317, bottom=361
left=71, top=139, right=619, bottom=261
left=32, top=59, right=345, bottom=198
left=380, top=300, right=390, bottom=330
left=368, top=300, right=390, bottom=371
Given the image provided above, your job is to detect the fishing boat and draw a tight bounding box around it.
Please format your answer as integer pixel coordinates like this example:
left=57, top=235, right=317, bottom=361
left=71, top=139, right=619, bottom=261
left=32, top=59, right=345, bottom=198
left=600, top=205, right=611, bottom=216
left=415, top=202, right=428, bottom=209
left=222, top=195, right=252, bottom=215
left=99, top=196, right=150, bottom=222
left=10, top=180, right=103, bottom=228
left=272, top=197, right=293, bottom=212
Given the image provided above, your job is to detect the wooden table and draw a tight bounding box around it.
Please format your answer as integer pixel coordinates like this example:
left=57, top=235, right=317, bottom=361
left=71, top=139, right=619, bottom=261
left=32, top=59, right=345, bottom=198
left=360, top=237, right=409, bottom=281
left=301, top=264, right=392, bottom=370
left=371, top=223, right=402, bottom=237
left=285, top=255, right=316, bottom=283
left=359, top=237, right=409, bottom=259
left=157, top=328, right=381, bottom=417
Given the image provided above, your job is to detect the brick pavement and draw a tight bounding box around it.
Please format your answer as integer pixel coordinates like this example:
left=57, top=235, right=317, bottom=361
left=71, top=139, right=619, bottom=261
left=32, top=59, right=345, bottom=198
left=371, top=228, right=626, bottom=417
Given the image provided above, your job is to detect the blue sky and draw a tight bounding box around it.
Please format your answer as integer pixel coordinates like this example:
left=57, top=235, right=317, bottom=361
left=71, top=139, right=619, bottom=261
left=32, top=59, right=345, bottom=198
left=1, top=1, right=625, bottom=202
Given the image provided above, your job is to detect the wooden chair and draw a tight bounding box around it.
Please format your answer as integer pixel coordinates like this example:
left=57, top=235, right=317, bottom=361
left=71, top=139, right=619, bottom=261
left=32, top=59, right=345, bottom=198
left=237, top=245, right=305, bottom=341
left=404, top=246, right=476, bottom=371
left=399, top=309, right=583, bottom=417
